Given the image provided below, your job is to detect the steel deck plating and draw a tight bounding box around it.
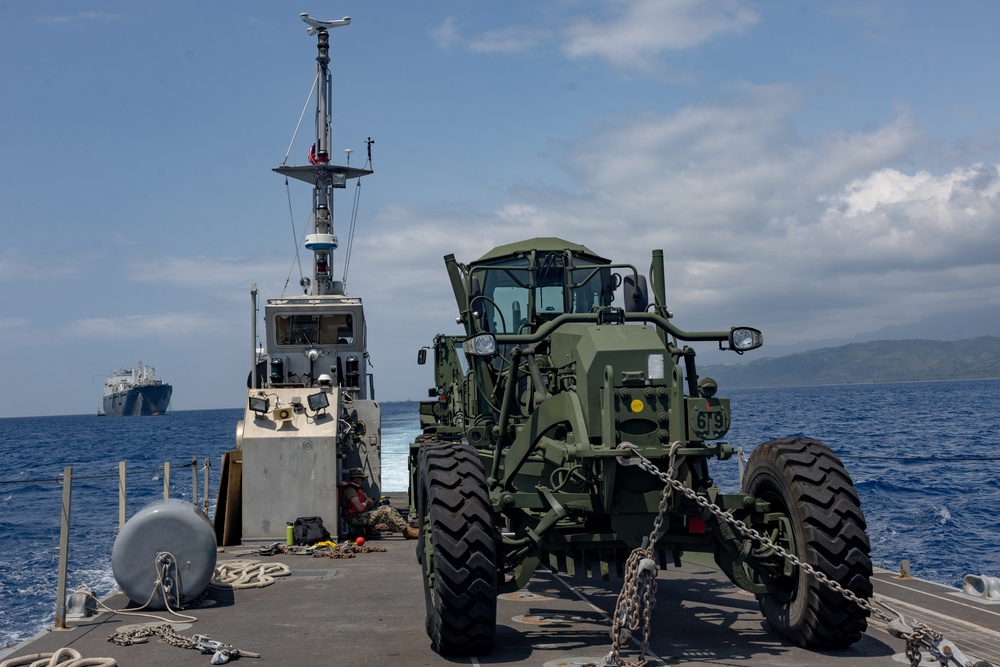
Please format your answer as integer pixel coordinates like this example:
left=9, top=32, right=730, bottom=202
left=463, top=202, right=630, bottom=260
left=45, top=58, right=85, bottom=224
left=3, top=496, right=998, bottom=667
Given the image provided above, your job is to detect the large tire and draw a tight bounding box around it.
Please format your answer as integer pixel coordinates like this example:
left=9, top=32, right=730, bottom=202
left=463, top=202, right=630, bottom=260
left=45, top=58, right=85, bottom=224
left=742, top=437, right=873, bottom=649
left=416, top=440, right=497, bottom=655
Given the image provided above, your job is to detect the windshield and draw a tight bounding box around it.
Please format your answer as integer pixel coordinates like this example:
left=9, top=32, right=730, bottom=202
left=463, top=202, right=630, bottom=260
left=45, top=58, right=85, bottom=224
left=470, top=253, right=612, bottom=334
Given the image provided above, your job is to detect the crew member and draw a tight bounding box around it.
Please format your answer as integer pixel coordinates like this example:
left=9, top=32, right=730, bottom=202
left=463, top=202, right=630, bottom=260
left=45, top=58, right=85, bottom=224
left=340, top=467, right=418, bottom=539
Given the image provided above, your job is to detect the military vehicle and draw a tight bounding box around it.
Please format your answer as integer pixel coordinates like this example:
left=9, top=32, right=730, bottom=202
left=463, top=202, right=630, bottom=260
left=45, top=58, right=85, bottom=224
left=408, top=237, right=873, bottom=656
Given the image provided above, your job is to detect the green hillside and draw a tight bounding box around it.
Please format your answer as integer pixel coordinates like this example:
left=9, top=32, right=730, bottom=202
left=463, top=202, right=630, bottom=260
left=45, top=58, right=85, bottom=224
left=699, top=336, right=1000, bottom=388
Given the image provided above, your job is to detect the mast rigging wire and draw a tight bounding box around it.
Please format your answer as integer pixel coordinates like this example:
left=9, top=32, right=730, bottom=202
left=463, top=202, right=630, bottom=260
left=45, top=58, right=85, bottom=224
left=341, top=170, right=365, bottom=287
left=279, top=176, right=305, bottom=297
left=340, top=143, right=373, bottom=288
left=281, top=73, right=320, bottom=166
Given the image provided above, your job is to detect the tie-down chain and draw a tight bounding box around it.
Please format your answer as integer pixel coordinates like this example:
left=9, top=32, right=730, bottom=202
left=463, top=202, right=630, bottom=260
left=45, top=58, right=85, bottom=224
left=605, top=444, right=992, bottom=667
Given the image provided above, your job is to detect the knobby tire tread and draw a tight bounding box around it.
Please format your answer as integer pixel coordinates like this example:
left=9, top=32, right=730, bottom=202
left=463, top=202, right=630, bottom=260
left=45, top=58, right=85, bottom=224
left=744, top=437, right=873, bottom=649
left=417, top=440, right=498, bottom=656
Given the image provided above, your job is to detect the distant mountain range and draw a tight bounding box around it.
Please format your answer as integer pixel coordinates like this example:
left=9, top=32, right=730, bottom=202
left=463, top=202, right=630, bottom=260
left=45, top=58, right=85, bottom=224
left=729, top=305, right=1000, bottom=358
left=699, top=336, right=1000, bottom=388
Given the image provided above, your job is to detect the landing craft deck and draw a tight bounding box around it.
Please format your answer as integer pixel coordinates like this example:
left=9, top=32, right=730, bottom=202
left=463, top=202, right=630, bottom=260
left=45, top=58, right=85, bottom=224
left=2, top=495, right=998, bottom=667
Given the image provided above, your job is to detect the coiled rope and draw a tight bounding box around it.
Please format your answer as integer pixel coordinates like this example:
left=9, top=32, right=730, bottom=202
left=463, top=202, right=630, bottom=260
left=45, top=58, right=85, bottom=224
left=211, top=560, right=291, bottom=589
left=0, top=648, right=116, bottom=667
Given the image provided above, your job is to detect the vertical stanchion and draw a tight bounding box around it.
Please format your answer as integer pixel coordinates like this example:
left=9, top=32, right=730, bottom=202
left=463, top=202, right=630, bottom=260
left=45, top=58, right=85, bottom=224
left=191, top=456, right=198, bottom=507
left=54, top=466, right=73, bottom=630
left=203, top=458, right=211, bottom=513
left=163, top=461, right=170, bottom=500
left=118, top=461, right=126, bottom=529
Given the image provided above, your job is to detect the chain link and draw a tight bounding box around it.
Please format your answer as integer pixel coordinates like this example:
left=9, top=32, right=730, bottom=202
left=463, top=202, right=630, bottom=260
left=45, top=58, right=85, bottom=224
left=108, top=623, right=260, bottom=660
left=606, top=447, right=978, bottom=667
left=108, top=623, right=197, bottom=649
left=606, top=444, right=681, bottom=667
left=108, top=625, right=156, bottom=646
left=632, top=451, right=900, bottom=621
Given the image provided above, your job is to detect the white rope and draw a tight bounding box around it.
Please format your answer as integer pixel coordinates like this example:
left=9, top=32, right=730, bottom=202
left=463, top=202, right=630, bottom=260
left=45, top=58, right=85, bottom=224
left=0, top=648, right=116, bottom=667
left=212, top=560, right=291, bottom=589
left=79, top=552, right=200, bottom=625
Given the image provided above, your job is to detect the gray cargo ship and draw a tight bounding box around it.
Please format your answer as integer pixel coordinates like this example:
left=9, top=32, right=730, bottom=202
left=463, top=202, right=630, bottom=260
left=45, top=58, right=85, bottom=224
left=102, top=361, right=172, bottom=416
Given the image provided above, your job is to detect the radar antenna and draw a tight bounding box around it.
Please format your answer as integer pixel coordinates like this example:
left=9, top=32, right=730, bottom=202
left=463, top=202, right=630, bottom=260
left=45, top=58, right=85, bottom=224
left=300, top=13, right=350, bottom=35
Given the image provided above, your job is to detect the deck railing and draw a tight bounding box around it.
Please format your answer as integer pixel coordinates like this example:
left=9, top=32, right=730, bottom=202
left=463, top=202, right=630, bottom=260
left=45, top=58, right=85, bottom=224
left=51, top=457, right=212, bottom=629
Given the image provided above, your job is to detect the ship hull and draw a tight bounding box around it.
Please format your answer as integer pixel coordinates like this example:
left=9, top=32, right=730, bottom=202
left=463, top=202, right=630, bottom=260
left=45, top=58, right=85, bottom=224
left=103, top=384, right=172, bottom=416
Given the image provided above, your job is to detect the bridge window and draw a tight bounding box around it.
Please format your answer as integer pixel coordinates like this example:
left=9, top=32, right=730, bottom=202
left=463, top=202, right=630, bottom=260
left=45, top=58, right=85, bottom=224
left=275, top=313, right=354, bottom=346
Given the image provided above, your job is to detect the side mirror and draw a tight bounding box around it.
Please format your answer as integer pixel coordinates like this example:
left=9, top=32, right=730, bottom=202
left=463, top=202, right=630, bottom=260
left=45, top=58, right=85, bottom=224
left=417, top=348, right=427, bottom=365
left=623, top=274, right=649, bottom=313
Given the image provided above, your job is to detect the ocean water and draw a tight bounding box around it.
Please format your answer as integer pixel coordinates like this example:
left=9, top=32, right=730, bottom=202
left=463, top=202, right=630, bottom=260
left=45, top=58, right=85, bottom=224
left=2, top=381, right=999, bottom=649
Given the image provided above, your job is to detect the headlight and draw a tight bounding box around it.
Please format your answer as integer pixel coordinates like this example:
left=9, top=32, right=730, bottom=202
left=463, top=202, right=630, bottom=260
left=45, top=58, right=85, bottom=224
left=462, top=333, right=497, bottom=357
left=729, top=327, right=763, bottom=351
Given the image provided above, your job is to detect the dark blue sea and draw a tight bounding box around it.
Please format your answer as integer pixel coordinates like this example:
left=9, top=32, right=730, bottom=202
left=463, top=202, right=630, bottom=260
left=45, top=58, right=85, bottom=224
left=2, top=382, right=999, bottom=649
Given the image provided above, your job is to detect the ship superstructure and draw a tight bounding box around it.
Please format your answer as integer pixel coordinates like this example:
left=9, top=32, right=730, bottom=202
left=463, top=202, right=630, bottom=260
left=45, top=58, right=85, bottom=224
left=214, top=14, right=382, bottom=545
left=102, top=361, right=172, bottom=416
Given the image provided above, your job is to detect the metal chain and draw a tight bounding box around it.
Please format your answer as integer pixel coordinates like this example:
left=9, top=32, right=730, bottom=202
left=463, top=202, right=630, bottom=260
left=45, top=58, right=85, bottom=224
left=630, top=449, right=894, bottom=620
left=108, top=623, right=196, bottom=649
left=108, top=625, right=157, bottom=646
left=606, top=444, right=681, bottom=667
left=108, top=623, right=260, bottom=660
left=161, top=624, right=199, bottom=650
left=608, top=446, right=981, bottom=667
left=309, top=543, right=388, bottom=558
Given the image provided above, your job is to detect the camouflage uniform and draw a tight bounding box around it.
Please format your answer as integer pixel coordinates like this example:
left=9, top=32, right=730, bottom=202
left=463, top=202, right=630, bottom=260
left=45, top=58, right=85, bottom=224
left=346, top=504, right=409, bottom=533
left=341, top=467, right=417, bottom=538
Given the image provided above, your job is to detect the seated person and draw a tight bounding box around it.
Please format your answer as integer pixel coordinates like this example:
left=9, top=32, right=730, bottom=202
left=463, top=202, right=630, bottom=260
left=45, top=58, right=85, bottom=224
left=340, top=467, right=418, bottom=539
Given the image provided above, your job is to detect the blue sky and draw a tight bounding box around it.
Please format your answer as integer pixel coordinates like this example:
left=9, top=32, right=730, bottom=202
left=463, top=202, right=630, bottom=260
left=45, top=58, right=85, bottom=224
left=2, top=1, right=999, bottom=417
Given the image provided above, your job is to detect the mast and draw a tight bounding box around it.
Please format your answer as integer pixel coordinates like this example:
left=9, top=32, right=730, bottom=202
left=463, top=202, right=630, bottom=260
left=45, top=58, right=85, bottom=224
left=274, top=14, right=372, bottom=297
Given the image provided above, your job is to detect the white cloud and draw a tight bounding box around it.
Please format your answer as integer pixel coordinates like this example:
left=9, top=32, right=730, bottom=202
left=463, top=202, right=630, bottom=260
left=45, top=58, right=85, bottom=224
left=338, top=81, right=999, bottom=354
left=458, top=87, right=1000, bottom=344
left=816, top=164, right=1000, bottom=266
left=431, top=17, right=550, bottom=53
left=36, top=12, right=121, bottom=25
left=468, top=26, right=553, bottom=54
left=554, top=84, right=852, bottom=229
left=429, top=17, right=460, bottom=49
left=70, top=313, right=232, bottom=339
left=562, top=0, right=758, bottom=69
left=0, top=318, right=30, bottom=332
left=0, top=250, right=80, bottom=281
left=431, top=0, right=757, bottom=68
left=126, top=256, right=294, bottom=296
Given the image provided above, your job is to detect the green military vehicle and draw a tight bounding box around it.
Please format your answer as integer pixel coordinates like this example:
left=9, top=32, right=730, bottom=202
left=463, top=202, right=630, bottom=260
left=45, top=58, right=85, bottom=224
left=408, top=238, right=872, bottom=656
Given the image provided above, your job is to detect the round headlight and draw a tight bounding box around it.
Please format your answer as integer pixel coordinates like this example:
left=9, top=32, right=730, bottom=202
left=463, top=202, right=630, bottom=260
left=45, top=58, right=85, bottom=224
left=462, top=333, right=498, bottom=357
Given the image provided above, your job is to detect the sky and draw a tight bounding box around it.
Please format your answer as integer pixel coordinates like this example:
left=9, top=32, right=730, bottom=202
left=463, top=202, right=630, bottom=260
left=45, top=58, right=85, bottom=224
left=2, top=1, right=999, bottom=417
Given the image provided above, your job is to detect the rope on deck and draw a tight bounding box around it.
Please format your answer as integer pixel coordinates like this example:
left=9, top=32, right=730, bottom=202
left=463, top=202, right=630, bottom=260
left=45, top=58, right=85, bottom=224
left=212, top=560, right=291, bottom=589
left=0, top=647, right=117, bottom=667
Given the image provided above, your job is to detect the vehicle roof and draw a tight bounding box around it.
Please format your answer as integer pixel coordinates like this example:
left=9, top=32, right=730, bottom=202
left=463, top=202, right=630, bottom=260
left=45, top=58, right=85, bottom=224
left=473, top=237, right=609, bottom=264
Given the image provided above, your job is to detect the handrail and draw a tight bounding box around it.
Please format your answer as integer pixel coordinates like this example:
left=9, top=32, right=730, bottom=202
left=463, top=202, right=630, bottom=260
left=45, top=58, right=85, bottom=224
left=499, top=311, right=733, bottom=346
left=48, top=457, right=213, bottom=631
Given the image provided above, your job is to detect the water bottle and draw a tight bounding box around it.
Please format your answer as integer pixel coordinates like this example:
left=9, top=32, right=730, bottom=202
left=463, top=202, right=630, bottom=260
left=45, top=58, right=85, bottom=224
left=286, top=522, right=294, bottom=546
